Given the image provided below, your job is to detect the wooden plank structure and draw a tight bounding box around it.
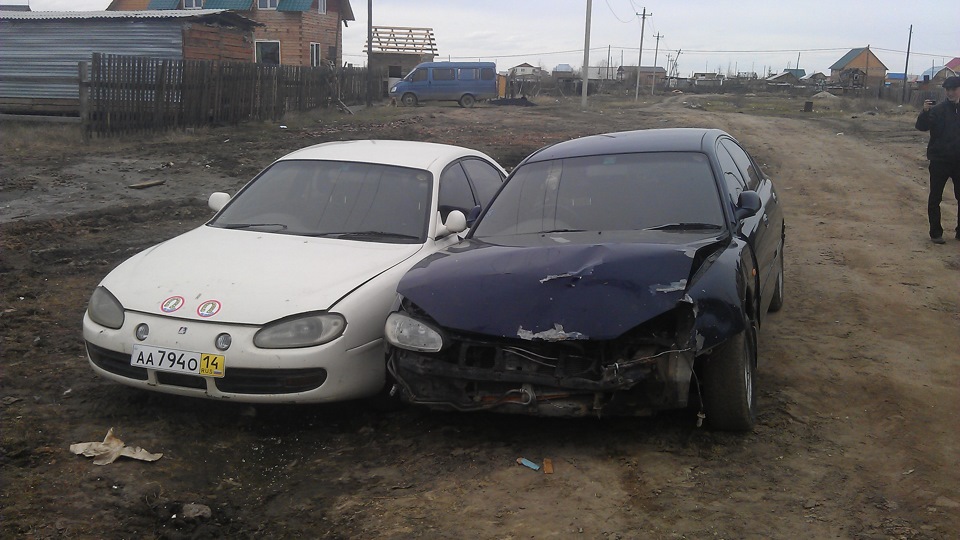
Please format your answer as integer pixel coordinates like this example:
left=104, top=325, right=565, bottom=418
left=367, top=26, right=438, bottom=55
left=80, top=53, right=366, bottom=138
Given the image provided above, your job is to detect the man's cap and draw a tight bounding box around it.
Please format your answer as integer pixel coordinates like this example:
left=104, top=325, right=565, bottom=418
left=943, top=76, right=960, bottom=89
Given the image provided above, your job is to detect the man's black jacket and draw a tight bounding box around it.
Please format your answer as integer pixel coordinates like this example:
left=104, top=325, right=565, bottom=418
left=916, top=100, right=960, bottom=162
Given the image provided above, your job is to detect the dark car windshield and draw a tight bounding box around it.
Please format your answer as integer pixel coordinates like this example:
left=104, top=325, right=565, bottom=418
left=472, top=152, right=725, bottom=238
left=209, top=160, right=433, bottom=243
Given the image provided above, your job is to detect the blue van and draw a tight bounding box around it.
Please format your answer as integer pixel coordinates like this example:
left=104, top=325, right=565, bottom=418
left=389, top=62, right=497, bottom=108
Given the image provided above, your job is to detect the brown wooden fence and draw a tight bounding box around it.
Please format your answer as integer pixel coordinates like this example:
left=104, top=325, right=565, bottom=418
left=80, top=53, right=367, bottom=139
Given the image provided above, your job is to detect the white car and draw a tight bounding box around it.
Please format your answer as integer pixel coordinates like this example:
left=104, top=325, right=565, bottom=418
left=83, top=140, right=506, bottom=403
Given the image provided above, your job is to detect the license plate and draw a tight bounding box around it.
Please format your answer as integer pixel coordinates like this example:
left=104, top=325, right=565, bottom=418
left=131, top=344, right=225, bottom=378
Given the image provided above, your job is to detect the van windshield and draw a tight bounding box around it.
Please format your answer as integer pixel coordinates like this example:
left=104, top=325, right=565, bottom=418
left=405, top=69, right=427, bottom=82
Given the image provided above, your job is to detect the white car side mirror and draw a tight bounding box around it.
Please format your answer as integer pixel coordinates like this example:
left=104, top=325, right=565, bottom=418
left=208, top=192, right=231, bottom=212
left=437, top=210, right=467, bottom=238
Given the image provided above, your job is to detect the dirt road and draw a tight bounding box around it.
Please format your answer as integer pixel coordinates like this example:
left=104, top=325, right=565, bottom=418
left=2, top=95, right=958, bottom=539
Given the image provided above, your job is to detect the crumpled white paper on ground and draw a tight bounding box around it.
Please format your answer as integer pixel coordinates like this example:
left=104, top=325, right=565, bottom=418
left=69, top=427, right=163, bottom=465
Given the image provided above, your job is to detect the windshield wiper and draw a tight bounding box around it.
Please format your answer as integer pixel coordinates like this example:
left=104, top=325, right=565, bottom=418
left=218, top=223, right=288, bottom=230
left=541, top=228, right=587, bottom=234
left=645, top=223, right=723, bottom=231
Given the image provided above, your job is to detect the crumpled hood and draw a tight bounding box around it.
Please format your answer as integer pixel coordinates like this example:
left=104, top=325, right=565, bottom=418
left=398, top=235, right=722, bottom=340
left=101, top=226, right=424, bottom=324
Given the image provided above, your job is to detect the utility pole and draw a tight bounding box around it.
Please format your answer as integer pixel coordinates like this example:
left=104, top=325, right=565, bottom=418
left=634, top=8, right=651, bottom=101
left=651, top=32, right=662, bottom=95
left=902, top=25, right=913, bottom=104
left=365, top=0, right=372, bottom=106
left=581, top=0, right=592, bottom=108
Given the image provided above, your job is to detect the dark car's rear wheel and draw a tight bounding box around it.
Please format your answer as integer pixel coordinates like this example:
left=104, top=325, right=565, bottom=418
left=702, top=323, right=757, bottom=431
left=768, top=249, right=784, bottom=312
left=401, top=93, right=418, bottom=107
left=458, top=94, right=476, bottom=108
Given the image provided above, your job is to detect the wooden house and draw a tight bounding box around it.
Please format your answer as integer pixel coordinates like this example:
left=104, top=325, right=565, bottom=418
left=107, top=0, right=354, bottom=67
left=829, top=47, right=888, bottom=88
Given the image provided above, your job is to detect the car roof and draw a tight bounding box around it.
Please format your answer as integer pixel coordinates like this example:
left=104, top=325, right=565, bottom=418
left=277, top=139, right=487, bottom=171
left=524, top=128, right=729, bottom=163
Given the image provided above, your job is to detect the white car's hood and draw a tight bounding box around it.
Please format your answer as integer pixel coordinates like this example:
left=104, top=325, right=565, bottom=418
left=101, top=226, right=425, bottom=324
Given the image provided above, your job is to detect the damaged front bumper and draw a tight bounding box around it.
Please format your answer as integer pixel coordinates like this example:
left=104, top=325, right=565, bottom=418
left=387, top=304, right=698, bottom=417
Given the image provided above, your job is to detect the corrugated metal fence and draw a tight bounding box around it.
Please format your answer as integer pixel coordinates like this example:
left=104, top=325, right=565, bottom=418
left=80, top=53, right=367, bottom=139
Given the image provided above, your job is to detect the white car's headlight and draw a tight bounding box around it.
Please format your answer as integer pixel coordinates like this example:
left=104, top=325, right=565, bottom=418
left=384, top=312, right=444, bottom=352
left=88, top=286, right=124, bottom=329
left=254, top=312, right=346, bottom=349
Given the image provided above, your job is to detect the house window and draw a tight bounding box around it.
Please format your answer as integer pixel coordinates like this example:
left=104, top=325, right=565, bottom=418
left=258, top=0, right=278, bottom=9
left=310, top=43, right=322, bottom=67
left=255, top=41, right=281, bottom=65
left=318, top=0, right=326, bottom=14
left=183, top=0, right=202, bottom=8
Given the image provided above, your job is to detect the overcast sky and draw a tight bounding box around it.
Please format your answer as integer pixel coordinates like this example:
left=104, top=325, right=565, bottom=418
left=23, top=0, right=959, bottom=77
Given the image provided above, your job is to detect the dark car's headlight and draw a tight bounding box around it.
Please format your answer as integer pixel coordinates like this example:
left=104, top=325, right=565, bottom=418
left=384, top=312, right=444, bottom=352
left=254, top=312, right=346, bottom=349
left=88, top=286, right=125, bottom=329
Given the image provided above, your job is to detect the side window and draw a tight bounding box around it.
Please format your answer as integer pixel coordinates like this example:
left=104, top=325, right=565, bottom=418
left=721, top=139, right=761, bottom=190
left=433, top=68, right=456, bottom=81
left=438, top=163, right=477, bottom=220
left=461, top=158, right=504, bottom=205
left=716, top=145, right=747, bottom=204
left=459, top=68, right=478, bottom=80
left=410, top=68, right=427, bottom=82
left=481, top=67, right=495, bottom=80
left=255, top=41, right=280, bottom=65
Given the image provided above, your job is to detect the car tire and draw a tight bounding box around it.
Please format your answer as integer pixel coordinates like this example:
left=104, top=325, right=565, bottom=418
left=768, top=250, right=784, bottom=312
left=458, top=94, right=476, bottom=108
left=401, top=93, right=418, bottom=107
left=702, top=323, right=757, bottom=431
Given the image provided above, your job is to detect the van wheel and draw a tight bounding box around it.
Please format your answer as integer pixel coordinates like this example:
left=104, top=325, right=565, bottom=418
left=458, top=94, right=476, bottom=108
left=401, top=93, right=418, bottom=107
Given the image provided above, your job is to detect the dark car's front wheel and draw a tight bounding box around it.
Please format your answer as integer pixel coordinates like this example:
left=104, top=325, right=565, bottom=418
left=401, top=93, right=418, bottom=107
left=702, top=323, right=757, bottom=431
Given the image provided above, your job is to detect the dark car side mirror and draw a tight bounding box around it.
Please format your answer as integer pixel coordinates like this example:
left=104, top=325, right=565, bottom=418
left=465, top=205, right=482, bottom=228
left=734, top=191, right=762, bottom=221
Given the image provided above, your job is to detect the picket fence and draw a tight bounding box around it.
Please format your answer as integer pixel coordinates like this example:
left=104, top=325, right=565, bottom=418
left=79, top=53, right=366, bottom=139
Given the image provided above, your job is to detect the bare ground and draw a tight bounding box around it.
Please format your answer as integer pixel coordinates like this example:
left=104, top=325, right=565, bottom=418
left=1, top=94, right=958, bottom=539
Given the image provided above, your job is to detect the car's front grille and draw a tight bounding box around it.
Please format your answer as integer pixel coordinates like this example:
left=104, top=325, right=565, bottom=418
left=216, top=368, right=327, bottom=394
left=86, top=342, right=148, bottom=380
left=156, top=371, right=206, bottom=389
left=86, top=342, right=327, bottom=395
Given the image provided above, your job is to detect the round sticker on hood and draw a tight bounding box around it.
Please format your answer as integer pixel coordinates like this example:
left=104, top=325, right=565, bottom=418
left=197, top=300, right=222, bottom=318
left=160, top=296, right=185, bottom=313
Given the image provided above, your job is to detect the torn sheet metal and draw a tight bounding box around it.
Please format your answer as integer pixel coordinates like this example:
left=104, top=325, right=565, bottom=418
left=70, top=427, right=162, bottom=465
left=517, top=323, right=587, bottom=341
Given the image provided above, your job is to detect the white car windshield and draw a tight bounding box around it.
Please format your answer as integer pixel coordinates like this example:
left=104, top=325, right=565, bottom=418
left=472, top=152, right=725, bottom=237
left=210, top=160, right=433, bottom=243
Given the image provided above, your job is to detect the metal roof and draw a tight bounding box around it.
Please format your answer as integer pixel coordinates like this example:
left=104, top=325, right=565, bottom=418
left=203, top=0, right=254, bottom=9
left=146, top=0, right=180, bottom=9
left=277, top=0, right=313, bottom=11
left=0, top=9, right=237, bottom=20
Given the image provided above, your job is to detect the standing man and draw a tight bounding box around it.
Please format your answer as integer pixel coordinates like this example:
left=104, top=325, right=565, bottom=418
left=916, top=75, right=960, bottom=244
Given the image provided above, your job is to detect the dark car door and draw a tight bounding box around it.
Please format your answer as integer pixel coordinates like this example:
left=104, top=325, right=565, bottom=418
left=717, top=138, right=783, bottom=311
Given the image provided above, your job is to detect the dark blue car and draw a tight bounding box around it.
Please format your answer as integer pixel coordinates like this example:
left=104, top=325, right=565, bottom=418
left=384, top=128, right=785, bottom=430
